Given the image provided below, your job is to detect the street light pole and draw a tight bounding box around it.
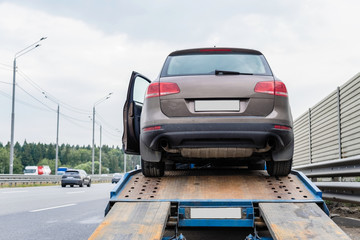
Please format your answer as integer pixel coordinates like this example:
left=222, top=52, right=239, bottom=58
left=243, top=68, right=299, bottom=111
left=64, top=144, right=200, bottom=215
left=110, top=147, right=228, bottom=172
left=9, top=58, right=16, bottom=174
left=43, top=93, right=60, bottom=175
left=91, top=93, right=112, bottom=175
left=55, top=104, right=60, bottom=175
left=124, top=153, right=127, bottom=173
left=92, top=106, right=95, bottom=175
left=99, top=125, right=102, bottom=175
left=9, top=37, right=47, bottom=174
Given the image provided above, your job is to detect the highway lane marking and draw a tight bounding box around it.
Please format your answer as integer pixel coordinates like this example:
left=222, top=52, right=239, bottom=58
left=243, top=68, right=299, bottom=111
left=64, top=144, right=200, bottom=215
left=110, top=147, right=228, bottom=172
left=1, top=190, right=29, bottom=194
left=30, top=203, right=77, bottom=213
left=66, top=191, right=85, bottom=194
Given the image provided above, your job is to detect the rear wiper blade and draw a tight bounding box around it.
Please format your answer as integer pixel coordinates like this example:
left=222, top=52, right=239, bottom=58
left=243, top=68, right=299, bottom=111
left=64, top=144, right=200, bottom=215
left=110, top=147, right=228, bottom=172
left=215, top=70, right=253, bottom=75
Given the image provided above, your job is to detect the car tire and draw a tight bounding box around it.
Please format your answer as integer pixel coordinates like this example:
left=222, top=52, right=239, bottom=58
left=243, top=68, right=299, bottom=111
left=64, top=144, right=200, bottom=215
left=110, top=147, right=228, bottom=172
left=141, top=159, right=165, bottom=177
left=266, top=159, right=292, bottom=176
left=79, top=181, right=83, bottom=187
left=87, top=181, right=91, bottom=187
left=70, top=185, right=74, bottom=187
left=61, top=184, right=66, bottom=188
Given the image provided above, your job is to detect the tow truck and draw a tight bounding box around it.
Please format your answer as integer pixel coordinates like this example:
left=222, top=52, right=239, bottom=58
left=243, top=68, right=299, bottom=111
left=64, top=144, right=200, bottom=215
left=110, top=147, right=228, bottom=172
left=89, top=168, right=350, bottom=240
left=89, top=65, right=350, bottom=239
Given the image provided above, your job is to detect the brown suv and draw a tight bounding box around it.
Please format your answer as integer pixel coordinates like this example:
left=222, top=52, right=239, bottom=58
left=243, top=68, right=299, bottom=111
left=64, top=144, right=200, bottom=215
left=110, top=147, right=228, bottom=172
left=123, top=48, right=293, bottom=177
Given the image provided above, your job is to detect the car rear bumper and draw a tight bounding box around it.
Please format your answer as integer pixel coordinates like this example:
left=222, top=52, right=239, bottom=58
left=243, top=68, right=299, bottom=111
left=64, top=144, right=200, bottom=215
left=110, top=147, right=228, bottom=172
left=141, top=123, right=293, bottom=152
left=61, top=179, right=82, bottom=185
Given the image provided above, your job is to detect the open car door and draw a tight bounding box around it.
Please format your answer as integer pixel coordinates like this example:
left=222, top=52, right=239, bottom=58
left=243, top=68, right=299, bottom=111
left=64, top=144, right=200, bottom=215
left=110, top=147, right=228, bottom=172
left=122, top=71, right=151, bottom=155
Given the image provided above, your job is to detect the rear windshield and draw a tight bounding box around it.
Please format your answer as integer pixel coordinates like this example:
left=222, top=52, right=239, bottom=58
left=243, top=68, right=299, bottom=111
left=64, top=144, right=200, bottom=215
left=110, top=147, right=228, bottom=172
left=160, top=53, right=272, bottom=77
left=65, top=171, right=79, bottom=175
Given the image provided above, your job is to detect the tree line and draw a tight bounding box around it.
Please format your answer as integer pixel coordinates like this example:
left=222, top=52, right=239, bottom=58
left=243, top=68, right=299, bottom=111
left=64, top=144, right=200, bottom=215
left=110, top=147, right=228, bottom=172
left=0, top=141, right=140, bottom=174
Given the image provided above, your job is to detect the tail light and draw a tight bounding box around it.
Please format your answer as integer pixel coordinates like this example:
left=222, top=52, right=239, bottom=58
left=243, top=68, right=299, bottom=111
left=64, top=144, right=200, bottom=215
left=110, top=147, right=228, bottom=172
left=254, top=81, right=288, bottom=97
left=274, top=125, right=292, bottom=130
left=143, top=126, right=162, bottom=132
left=146, top=82, right=180, bottom=98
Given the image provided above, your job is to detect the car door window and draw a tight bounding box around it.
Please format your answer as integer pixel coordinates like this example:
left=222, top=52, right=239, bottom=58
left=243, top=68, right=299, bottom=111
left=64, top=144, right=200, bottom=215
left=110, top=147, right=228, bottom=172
left=133, top=76, right=150, bottom=140
left=133, top=76, right=150, bottom=104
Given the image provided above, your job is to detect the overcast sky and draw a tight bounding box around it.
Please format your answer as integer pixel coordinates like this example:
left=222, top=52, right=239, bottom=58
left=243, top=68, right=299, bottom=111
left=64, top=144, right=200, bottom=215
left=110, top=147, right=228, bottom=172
left=0, top=0, right=359, bottom=147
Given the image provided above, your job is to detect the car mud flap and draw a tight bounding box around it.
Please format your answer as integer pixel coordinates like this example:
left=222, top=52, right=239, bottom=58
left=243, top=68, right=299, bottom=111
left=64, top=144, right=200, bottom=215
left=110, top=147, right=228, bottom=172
left=272, top=139, right=293, bottom=161
left=140, top=140, right=162, bottom=162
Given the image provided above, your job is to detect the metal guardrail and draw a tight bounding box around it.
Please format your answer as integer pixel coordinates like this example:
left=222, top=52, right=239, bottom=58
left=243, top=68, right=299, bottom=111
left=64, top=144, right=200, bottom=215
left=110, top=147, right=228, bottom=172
left=0, top=174, right=113, bottom=187
left=294, top=155, right=360, bottom=204
left=293, top=155, right=360, bottom=178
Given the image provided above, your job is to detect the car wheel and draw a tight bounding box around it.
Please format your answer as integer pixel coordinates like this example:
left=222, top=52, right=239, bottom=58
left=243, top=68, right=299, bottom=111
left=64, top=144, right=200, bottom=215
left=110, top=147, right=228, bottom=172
left=141, top=159, right=165, bottom=177
left=87, top=180, right=91, bottom=187
left=266, top=159, right=292, bottom=176
left=70, top=185, right=74, bottom=187
left=61, top=184, right=66, bottom=187
left=79, top=181, right=83, bottom=187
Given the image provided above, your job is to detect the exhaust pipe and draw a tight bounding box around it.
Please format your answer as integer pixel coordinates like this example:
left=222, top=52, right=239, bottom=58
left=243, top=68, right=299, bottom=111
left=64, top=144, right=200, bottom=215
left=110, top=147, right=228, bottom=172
left=161, top=140, right=179, bottom=153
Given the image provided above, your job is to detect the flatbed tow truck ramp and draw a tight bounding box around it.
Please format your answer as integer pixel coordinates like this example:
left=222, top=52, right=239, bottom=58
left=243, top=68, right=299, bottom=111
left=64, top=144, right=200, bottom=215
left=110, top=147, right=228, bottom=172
left=89, top=169, right=350, bottom=240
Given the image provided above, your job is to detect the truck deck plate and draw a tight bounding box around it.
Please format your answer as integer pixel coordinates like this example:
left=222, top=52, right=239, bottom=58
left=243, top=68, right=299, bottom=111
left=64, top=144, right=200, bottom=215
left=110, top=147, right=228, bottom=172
left=89, top=202, right=170, bottom=240
left=259, top=202, right=351, bottom=240
left=116, top=169, right=315, bottom=201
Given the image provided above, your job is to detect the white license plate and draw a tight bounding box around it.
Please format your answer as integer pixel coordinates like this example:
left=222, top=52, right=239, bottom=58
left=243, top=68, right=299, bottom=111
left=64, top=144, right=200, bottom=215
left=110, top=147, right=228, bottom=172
left=190, top=207, right=242, bottom=219
left=195, top=100, right=240, bottom=112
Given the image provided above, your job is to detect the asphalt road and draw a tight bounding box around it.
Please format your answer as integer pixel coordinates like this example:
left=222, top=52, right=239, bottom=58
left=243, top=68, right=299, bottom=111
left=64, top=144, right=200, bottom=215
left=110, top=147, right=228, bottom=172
left=0, top=183, right=115, bottom=240
left=0, top=183, right=256, bottom=240
left=0, top=183, right=357, bottom=240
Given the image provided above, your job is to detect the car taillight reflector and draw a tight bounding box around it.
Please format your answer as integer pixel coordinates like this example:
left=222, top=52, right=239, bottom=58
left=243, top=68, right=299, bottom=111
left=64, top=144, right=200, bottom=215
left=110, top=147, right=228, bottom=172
left=143, top=126, right=162, bottom=132
left=145, top=82, right=180, bottom=98
left=274, top=125, right=292, bottom=130
left=254, top=81, right=288, bottom=97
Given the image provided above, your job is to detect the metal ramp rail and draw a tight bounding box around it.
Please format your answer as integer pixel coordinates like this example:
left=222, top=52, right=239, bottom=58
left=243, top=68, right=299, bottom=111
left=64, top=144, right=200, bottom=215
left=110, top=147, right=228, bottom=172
left=259, top=202, right=350, bottom=240
left=89, top=202, right=171, bottom=240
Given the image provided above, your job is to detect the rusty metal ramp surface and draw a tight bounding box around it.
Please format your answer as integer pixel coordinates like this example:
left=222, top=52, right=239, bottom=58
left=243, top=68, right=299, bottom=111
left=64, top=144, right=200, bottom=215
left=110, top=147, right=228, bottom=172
left=259, top=202, right=351, bottom=240
left=117, top=169, right=316, bottom=201
left=89, top=202, right=170, bottom=240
